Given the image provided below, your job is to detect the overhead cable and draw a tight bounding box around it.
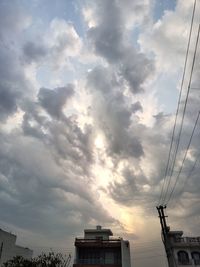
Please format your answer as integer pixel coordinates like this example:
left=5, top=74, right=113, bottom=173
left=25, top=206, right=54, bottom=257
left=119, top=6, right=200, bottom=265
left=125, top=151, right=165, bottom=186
left=162, top=22, right=200, bottom=205
left=166, top=111, right=200, bottom=205
left=158, top=0, right=197, bottom=205
left=179, top=153, right=200, bottom=196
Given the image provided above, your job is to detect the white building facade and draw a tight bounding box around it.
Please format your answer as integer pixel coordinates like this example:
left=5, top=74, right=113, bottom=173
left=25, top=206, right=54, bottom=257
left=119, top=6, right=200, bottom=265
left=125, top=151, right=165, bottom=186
left=0, top=228, right=33, bottom=266
left=168, top=231, right=200, bottom=266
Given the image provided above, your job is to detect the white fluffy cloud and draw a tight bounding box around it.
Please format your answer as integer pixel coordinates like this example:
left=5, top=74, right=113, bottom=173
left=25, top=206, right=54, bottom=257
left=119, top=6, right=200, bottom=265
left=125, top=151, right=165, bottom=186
left=139, top=0, right=200, bottom=72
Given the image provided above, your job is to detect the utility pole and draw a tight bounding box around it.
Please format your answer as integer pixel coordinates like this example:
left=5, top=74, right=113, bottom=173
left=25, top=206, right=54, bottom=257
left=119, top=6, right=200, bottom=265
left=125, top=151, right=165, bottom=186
left=156, top=205, right=177, bottom=267
left=0, top=242, right=3, bottom=265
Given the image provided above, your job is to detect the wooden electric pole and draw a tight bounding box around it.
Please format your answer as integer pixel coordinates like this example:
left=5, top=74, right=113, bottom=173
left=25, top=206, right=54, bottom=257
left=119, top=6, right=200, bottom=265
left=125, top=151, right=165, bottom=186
left=156, top=205, right=177, bottom=267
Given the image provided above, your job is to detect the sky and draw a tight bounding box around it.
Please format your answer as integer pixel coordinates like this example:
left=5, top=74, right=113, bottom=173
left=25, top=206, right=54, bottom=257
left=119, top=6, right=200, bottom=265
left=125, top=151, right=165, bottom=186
left=0, top=0, right=200, bottom=267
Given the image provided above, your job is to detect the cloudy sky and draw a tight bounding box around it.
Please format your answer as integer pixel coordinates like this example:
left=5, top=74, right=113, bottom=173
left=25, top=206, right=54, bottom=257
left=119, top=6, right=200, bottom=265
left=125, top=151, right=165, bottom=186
left=0, top=0, right=200, bottom=266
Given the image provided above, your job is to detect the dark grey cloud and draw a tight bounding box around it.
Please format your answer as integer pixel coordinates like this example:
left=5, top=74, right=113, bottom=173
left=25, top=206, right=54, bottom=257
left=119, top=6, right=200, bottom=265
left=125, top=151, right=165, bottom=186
left=88, top=66, right=144, bottom=159
left=87, top=0, right=154, bottom=94
left=0, top=87, right=18, bottom=120
left=119, top=50, right=153, bottom=93
left=109, top=168, right=140, bottom=205
left=87, top=65, right=119, bottom=94
left=88, top=1, right=124, bottom=63
left=131, top=101, right=143, bottom=113
left=22, top=91, right=94, bottom=178
left=85, top=0, right=154, bottom=173
left=0, top=10, right=116, bottom=238
left=24, top=115, right=95, bottom=182
left=104, top=102, right=200, bottom=221
left=0, top=45, right=32, bottom=121
left=0, top=125, right=115, bottom=240
left=108, top=161, right=158, bottom=209
left=0, top=1, right=33, bottom=121
left=38, top=85, right=74, bottom=119
left=23, top=41, right=47, bottom=63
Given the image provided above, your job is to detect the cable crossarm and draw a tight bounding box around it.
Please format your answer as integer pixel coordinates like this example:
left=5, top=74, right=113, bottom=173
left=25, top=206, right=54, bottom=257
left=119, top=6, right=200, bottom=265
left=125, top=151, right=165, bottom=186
left=166, top=111, right=200, bottom=205
left=158, top=0, right=197, bottom=206
left=162, top=22, right=200, bottom=205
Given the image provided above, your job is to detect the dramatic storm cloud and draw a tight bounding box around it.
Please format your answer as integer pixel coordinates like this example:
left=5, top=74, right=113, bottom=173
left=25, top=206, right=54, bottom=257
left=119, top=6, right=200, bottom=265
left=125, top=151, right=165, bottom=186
left=0, top=1, right=200, bottom=267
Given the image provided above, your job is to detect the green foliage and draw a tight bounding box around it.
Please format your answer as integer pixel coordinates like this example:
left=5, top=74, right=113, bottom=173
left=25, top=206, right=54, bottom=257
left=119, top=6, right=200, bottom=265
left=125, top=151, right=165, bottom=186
left=3, top=256, right=34, bottom=267
left=3, top=252, right=70, bottom=267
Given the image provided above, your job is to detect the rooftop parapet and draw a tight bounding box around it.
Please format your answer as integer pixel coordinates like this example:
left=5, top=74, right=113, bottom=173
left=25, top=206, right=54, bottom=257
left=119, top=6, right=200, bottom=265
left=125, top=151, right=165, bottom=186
left=75, top=237, right=122, bottom=247
left=171, top=236, right=200, bottom=246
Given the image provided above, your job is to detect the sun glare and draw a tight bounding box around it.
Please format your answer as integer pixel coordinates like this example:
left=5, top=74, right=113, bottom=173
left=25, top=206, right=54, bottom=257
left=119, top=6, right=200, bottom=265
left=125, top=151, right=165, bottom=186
left=94, top=135, right=105, bottom=149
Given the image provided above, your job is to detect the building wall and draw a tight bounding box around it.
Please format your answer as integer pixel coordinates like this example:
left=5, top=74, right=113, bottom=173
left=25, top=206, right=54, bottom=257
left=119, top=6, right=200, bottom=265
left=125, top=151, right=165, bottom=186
left=84, top=226, right=112, bottom=240
left=173, top=247, right=200, bottom=266
left=121, top=240, right=131, bottom=267
left=0, top=229, right=33, bottom=266
left=84, top=233, right=110, bottom=240
left=168, top=232, right=200, bottom=266
left=0, top=230, right=16, bottom=265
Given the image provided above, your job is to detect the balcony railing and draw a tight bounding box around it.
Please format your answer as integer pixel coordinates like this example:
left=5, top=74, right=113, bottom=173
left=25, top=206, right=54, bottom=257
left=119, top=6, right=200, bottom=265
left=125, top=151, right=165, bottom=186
left=75, top=238, right=121, bottom=243
left=177, top=259, right=193, bottom=265
left=74, top=259, right=121, bottom=265
left=174, top=237, right=200, bottom=244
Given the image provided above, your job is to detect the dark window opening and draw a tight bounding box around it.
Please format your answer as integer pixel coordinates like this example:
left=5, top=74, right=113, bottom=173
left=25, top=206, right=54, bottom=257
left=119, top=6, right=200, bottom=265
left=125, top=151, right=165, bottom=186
left=77, top=247, right=121, bottom=265
left=192, top=251, right=200, bottom=265
left=178, top=250, right=190, bottom=265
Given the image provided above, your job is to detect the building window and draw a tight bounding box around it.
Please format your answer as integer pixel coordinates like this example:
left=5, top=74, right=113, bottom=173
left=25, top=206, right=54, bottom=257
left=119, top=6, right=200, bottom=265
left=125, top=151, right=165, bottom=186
left=177, top=250, right=190, bottom=265
left=78, top=247, right=122, bottom=265
left=95, top=236, right=103, bottom=241
left=191, top=251, right=200, bottom=265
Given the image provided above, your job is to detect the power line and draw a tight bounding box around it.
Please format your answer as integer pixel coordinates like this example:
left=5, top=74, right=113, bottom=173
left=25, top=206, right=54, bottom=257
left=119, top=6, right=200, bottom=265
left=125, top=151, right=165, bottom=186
left=166, top=110, right=200, bottom=205
left=162, top=22, right=200, bottom=205
left=162, top=19, right=199, bottom=205
left=158, top=0, right=197, bottom=205
left=176, top=153, right=200, bottom=199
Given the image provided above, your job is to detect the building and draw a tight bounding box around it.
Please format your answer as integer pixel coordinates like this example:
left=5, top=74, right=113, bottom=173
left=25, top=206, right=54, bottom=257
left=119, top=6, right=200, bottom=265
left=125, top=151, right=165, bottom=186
left=168, top=230, right=200, bottom=266
left=73, top=226, right=131, bottom=267
left=157, top=206, right=200, bottom=267
left=0, top=228, right=33, bottom=266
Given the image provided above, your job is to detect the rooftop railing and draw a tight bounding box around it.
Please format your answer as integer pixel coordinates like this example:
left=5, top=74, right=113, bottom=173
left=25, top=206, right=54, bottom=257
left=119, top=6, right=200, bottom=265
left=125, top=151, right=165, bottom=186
left=74, top=259, right=121, bottom=265
left=177, top=259, right=193, bottom=265
left=75, top=238, right=121, bottom=243
left=173, top=237, right=200, bottom=244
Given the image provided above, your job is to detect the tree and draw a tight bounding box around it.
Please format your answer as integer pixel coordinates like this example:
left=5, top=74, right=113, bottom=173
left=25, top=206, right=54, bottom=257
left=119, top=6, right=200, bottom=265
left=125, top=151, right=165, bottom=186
left=3, top=252, right=71, bottom=267
left=3, top=256, right=34, bottom=267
